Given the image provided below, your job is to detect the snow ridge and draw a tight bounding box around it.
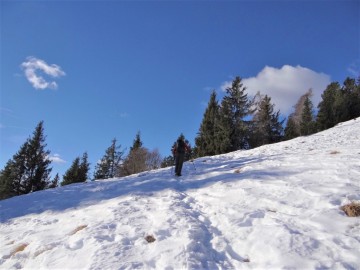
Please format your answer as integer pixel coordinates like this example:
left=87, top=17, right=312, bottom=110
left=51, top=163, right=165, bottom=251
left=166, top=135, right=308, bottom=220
left=1, top=118, right=360, bottom=269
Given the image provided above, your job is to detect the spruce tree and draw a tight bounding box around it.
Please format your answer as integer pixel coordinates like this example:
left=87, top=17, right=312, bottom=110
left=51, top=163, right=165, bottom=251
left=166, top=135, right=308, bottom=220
left=61, top=152, right=89, bottom=186
left=250, top=94, right=284, bottom=147
left=0, top=121, right=52, bottom=199
left=215, top=100, right=233, bottom=154
left=317, top=82, right=340, bottom=131
left=300, top=95, right=316, bottom=136
left=284, top=114, right=299, bottom=140
left=119, top=132, right=146, bottom=176
left=195, top=90, right=220, bottom=157
left=284, top=89, right=313, bottom=139
left=47, top=173, right=60, bottom=189
left=220, top=76, right=253, bottom=151
left=94, top=138, right=124, bottom=180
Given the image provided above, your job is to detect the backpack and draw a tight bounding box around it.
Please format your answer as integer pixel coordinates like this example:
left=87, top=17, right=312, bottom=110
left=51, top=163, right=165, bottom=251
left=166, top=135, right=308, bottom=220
left=176, top=139, right=185, bottom=153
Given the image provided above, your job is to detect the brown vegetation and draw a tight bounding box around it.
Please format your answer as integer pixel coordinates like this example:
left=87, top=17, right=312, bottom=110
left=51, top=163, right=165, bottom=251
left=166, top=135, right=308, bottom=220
left=69, top=224, right=88, bottom=235
left=341, top=202, right=360, bottom=217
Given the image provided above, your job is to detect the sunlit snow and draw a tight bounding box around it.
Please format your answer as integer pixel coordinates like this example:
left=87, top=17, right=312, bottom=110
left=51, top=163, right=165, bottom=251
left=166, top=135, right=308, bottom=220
left=1, top=119, right=360, bottom=269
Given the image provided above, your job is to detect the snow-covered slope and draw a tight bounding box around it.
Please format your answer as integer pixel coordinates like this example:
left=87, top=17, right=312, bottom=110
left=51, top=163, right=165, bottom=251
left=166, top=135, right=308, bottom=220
left=1, top=119, right=360, bottom=270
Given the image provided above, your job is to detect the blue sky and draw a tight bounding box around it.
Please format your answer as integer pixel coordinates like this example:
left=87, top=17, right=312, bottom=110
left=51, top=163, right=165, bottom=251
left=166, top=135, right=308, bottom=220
left=1, top=0, right=359, bottom=178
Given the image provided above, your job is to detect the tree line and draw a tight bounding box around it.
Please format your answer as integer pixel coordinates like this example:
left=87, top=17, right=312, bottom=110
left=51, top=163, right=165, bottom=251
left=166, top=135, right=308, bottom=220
left=194, top=76, right=360, bottom=156
left=1, top=76, right=359, bottom=200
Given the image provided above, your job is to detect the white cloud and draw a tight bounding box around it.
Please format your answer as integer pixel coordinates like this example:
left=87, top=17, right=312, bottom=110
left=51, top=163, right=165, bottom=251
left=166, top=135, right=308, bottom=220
left=221, top=65, right=331, bottom=115
left=48, top=154, right=66, bottom=164
left=21, top=56, right=65, bottom=90
left=348, top=59, right=360, bottom=77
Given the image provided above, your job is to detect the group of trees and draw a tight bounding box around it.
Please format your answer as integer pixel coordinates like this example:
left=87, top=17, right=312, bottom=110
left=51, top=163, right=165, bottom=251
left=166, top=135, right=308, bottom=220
left=194, top=76, right=360, bottom=158
left=1, top=76, right=359, bottom=200
left=194, top=77, right=284, bottom=156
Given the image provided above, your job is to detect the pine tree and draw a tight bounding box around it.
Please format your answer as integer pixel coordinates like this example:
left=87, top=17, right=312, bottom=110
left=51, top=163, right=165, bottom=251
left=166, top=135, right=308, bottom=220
left=220, top=76, right=253, bottom=151
left=317, top=82, right=340, bottom=131
left=284, top=114, right=299, bottom=140
left=250, top=94, right=284, bottom=147
left=0, top=121, right=52, bottom=199
left=341, top=77, right=360, bottom=121
left=47, top=173, right=60, bottom=189
left=161, top=155, right=175, bottom=168
left=284, top=89, right=313, bottom=139
left=215, top=99, right=233, bottom=154
left=0, top=159, right=18, bottom=199
left=61, top=152, right=89, bottom=186
left=94, top=138, right=124, bottom=180
left=119, top=133, right=146, bottom=176
left=300, top=95, right=316, bottom=136
left=130, top=131, right=143, bottom=152
left=79, top=152, right=90, bottom=181
left=195, top=90, right=220, bottom=157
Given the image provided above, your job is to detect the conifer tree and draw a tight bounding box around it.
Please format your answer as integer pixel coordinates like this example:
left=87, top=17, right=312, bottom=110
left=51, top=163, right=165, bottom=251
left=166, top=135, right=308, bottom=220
left=250, top=94, right=284, bottom=147
left=161, top=155, right=175, bottom=168
left=47, top=173, right=60, bottom=189
left=339, top=77, right=360, bottom=122
left=119, top=132, right=146, bottom=176
left=0, top=121, right=52, bottom=199
left=219, top=76, right=253, bottom=151
left=300, top=95, right=316, bottom=136
left=317, top=82, right=340, bottom=131
left=94, top=138, right=124, bottom=180
left=215, top=99, right=233, bottom=154
left=284, top=89, right=313, bottom=139
left=61, top=152, right=89, bottom=186
left=284, top=114, right=299, bottom=140
left=195, top=90, right=220, bottom=157
left=130, top=131, right=143, bottom=152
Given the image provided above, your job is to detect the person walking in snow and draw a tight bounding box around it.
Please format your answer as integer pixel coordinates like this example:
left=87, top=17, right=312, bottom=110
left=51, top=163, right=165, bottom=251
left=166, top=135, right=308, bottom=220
left=172, top=135, right=190, bottom=176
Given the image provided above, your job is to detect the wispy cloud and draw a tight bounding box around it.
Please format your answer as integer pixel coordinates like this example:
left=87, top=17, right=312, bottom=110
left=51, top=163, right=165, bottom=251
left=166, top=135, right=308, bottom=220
left=21, top=56, right=65, bottom=90
left=48, top=154, right=66, bottom=164
left=348, top=59, right=360, bottom=77
left=221, top=65, right=331, bottom=115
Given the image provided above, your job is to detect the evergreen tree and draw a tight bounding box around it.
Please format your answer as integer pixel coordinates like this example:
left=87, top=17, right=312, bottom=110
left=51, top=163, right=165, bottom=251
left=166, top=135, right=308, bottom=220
left=0, top=159, right=19, bottom=199
left=130, top=131, right=143, bottom=152
left=119, top=132, right=146, bottom=176
left=161, top=155, right=175, bottom=168
left=284, top=114, right=299, bottom=140
left=250, top=94, right=284, bottom=147
left=79, top=152, right=90, bottom=181
left=284, top=89, right=313, bottom=139
left=47, top=173, right=60, bottom=189
left=61, top=152, right=89, bottom=186
left=0, top=121, right=52, bottom=200
left=317, top=82, right=340, bottom=131
left=215, top=99, right=233, bottom=154
left=195, top=90, right=220, bottom=157
left=341, top=77, right=360, bottom=121
left=300, top=95, right=316, bottom=136
left=94, top=138, right=124, bottom=180
left=220, top=76, right=253, bottom=151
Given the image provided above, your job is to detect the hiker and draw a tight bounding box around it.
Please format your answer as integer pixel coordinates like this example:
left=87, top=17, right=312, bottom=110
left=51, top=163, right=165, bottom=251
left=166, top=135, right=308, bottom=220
left=172, top=135, right=190, bottom=176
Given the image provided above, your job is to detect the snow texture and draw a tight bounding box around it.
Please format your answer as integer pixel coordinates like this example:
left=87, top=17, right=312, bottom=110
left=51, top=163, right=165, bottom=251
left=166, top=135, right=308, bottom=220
left=1, top=118, right=360, bottom=269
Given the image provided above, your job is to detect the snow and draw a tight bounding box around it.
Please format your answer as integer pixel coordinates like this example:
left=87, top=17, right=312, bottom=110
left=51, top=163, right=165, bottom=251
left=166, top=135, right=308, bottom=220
left=1, top=118, right=360, bottom=270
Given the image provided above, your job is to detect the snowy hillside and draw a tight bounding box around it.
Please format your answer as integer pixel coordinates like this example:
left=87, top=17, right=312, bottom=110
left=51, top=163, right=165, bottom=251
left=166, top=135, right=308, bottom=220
left=1, top=119, right=360, bottom=270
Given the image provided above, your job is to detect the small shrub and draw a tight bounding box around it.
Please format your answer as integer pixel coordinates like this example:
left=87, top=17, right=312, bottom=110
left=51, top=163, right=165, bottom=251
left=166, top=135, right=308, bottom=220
left=145, top=235, right=156, bottom=243
left=10, top=243, right=28, bottom=257
left=234, top=169, right=241, bottom=174
left=341, top=202, right=360, bottom=217
left=330, top=150, right=340, bottom=155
